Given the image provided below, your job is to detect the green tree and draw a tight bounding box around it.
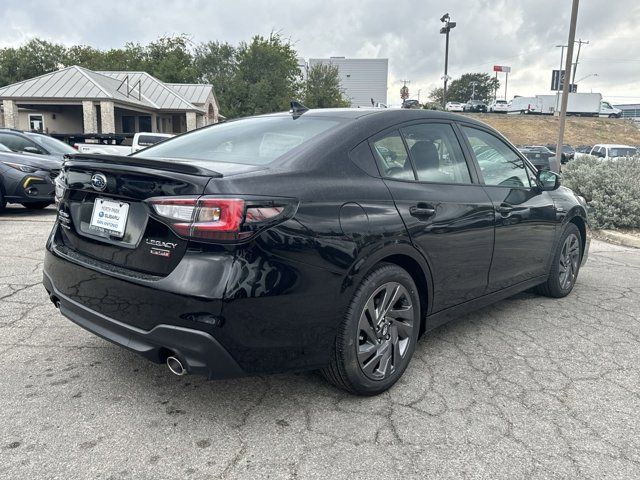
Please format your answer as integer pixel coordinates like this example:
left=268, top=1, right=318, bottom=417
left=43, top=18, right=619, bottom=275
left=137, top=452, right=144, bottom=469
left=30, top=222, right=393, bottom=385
left=303, top=63, right=350, bottom=108
left=0, top=39, right=66, bottom=86
left=447, top=73, right=500, bottom=103
left=193, top=41, right=238, bottom=115
left=428, top=86, right=444, bottom=105
left=229, top=33, right=302, bottom=117
left=144, top=35, right=198, bottom=83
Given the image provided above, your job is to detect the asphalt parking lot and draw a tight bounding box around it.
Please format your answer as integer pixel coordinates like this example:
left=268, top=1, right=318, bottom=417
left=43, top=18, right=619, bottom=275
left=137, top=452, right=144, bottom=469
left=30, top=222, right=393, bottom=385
left=1, top=205, right=640, bottom=479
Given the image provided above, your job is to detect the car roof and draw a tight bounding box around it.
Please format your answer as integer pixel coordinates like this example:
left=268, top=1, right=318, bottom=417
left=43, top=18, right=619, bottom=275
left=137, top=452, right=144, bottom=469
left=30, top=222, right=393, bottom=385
left=257, top=108, right=489, bottom=126
left=594, top=144, right=636, bottom=148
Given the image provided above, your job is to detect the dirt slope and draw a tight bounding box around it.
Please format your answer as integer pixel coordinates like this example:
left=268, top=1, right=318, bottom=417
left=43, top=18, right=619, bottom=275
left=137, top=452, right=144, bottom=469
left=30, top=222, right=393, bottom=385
left=462, top=113, right=640, bottom=147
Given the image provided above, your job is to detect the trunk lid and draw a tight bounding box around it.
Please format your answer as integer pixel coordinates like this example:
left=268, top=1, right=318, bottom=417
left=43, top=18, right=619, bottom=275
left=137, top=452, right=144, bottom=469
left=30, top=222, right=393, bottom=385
left=56, top=154, right=218, bottom=276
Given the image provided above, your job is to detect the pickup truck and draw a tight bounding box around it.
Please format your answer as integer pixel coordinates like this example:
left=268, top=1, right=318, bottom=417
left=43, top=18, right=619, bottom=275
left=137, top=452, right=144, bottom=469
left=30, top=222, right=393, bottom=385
left=75, top=132, right=173, bottom=155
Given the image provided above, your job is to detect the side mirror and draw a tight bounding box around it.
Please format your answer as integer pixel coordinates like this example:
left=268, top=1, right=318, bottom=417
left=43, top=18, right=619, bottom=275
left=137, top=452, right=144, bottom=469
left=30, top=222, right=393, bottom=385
left=537, top=169, right=560, bottom=191
left=23, top=146, right=43, bottom=154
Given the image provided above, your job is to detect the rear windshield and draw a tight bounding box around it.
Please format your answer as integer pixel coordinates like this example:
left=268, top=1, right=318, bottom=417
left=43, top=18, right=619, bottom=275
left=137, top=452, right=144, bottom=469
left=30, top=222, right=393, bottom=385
left=135, top=116, right=341, bottom=165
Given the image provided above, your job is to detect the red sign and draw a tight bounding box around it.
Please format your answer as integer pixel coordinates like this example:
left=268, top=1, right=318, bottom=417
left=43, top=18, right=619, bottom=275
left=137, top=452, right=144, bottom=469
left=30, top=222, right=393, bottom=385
left=493, top=65, right=511, bottom=73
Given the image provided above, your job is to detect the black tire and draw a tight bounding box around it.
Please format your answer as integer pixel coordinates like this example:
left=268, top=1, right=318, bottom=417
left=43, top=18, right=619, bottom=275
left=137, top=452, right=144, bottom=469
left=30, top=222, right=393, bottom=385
left=536, top=223, right=582, bottom=298
left=322, top=263, right=421, bottom=395
left=0, top=189, right=6, bottom=212
left=21, top=202, right=51, bottom=209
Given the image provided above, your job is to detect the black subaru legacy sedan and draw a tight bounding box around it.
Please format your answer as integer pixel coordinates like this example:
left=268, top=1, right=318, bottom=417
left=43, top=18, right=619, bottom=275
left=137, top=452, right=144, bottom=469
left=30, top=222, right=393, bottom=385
left=43, top=108, right=590, bottom=395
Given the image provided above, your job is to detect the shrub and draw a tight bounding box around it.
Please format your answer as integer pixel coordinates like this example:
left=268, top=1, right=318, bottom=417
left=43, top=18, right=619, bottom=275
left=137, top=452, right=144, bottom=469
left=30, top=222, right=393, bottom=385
left=562, top=155, right=640, bottom=229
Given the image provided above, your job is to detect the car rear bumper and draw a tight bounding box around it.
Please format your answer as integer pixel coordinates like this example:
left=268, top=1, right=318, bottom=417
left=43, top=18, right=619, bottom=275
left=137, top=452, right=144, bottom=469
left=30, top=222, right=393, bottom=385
left=43, top=270, right=244, bottom=379
left=43, top=224, right=348, bottom=377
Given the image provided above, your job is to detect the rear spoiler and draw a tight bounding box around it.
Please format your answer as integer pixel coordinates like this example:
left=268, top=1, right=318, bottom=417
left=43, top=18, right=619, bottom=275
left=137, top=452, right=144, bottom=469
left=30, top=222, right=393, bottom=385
left=65, top=153, right=223, bottom=177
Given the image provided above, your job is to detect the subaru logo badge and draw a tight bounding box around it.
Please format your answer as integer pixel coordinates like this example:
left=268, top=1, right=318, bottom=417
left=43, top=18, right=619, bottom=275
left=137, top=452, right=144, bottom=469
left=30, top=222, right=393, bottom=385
left=91, top=173, right=107, bottom=192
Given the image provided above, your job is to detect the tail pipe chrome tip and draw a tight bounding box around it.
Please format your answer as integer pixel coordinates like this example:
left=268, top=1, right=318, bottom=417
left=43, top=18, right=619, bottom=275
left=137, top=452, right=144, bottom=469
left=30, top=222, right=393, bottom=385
left=166, top=356, right=186, bottom=376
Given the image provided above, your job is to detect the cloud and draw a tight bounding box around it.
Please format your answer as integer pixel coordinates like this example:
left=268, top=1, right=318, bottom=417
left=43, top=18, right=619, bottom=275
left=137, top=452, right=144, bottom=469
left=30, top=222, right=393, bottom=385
left=1, top=0, right=638, bottom=104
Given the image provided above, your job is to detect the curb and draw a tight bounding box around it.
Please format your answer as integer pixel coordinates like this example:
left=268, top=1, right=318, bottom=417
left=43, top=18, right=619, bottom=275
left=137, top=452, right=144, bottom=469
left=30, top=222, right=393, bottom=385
left=595, top=230, right=640, bottom=249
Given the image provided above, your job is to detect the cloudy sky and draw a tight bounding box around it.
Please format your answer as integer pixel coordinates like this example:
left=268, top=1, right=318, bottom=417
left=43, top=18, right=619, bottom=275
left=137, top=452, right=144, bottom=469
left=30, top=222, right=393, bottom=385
left=2, top=0, right=639, bottom=105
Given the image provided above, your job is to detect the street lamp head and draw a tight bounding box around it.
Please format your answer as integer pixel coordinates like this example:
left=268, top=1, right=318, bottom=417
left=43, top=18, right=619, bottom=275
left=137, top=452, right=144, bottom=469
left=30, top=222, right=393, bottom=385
left=440, top=13, right=450, bottom=22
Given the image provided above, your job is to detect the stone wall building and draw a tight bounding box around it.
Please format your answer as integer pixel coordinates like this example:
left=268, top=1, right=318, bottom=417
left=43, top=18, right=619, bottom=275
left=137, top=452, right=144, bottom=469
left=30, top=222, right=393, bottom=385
left=0, top=66, right=220, bottom=136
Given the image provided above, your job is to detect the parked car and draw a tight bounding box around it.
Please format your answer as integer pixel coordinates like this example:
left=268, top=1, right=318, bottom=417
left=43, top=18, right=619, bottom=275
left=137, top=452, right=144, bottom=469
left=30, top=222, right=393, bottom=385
left=44, top=108, right=590, bottom=395
left=489, top=99, right=509, bottom=113
left=401, top=99, right=421, bottom=109
left=463, top=100, right=488, bottom=113
left=589, top=144, right=638, bottom=160
left=74, top=132, right=174, bottom=155
left=518, top=146, right=556, bottom=170
left=0, top=128, right=76, bottom=160
left=546, top=144, right=575, bottom=163
left=0, top=142, right=62, bottom=212
left=445, top=102, right=464, bottom=112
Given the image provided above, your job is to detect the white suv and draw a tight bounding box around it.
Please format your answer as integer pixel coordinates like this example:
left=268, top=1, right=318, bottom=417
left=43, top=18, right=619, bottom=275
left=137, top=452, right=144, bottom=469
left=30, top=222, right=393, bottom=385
left=489, top=99, right=508, bottom=113
left=445, top=102, right=464, bottom=112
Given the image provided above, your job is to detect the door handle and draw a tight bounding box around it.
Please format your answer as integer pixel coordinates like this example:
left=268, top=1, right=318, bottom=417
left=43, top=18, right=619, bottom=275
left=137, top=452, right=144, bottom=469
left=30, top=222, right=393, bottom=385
left=409, top=204, right=436, bottom=218
left=497, top=204, right=514, bottom=215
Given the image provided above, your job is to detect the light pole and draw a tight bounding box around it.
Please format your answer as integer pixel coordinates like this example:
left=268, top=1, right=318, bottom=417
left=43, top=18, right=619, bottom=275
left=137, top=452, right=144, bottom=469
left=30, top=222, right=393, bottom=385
left=576, top=73, right=598, bottom=83
left=440, top=13, right=456, bottom=108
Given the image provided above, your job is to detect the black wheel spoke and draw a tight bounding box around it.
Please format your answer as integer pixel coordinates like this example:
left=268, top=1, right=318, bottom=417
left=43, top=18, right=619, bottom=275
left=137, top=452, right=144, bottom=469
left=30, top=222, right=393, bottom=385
left=356, top=281, right=415, bottom=381
left=558, top=233, right=580, bottom=290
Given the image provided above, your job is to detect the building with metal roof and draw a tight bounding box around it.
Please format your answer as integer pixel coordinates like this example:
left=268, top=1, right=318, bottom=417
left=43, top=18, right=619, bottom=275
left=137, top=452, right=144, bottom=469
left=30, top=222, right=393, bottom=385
left=0, top=65, right=220, bottom=136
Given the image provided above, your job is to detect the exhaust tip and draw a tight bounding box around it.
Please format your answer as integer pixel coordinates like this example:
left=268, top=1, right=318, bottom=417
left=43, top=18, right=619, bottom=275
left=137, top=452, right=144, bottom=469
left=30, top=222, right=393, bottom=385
left=166, top=356, right=186, bottom=376
left=49, top=294, right=60, bottom=309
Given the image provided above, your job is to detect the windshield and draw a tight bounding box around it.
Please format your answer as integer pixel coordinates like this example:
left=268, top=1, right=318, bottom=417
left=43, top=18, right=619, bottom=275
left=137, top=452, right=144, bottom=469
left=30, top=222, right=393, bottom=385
left=26, top=134, right=76, bottom=155
left=609, top=147, right=637, bottom=157
left=135, top=116, right=342, bottom=165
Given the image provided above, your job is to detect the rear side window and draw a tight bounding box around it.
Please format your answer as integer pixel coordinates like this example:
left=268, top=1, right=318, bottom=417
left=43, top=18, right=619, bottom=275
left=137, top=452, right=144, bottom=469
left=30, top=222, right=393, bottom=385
left=135, top=116, right=341, bottom=165
left=401, top=123, right=471, bottom=184
left=371, top=131, right=413, bottom=180
left=462, top=127, right=531, bottom=188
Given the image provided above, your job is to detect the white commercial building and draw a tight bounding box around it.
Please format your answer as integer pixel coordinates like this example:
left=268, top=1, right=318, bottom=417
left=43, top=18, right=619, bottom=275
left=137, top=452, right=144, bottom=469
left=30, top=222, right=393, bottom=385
left=307, top=57, right=388, bottom=107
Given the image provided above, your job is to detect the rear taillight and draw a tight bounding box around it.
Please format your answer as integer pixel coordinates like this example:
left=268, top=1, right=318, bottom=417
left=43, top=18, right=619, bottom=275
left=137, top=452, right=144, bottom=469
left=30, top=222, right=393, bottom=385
left=148, top=196, right=294, bottom=242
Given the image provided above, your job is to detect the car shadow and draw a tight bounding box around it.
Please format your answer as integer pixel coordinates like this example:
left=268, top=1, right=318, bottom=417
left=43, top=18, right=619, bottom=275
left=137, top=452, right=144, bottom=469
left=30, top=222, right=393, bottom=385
left=79, top=289, right=539, bottom=408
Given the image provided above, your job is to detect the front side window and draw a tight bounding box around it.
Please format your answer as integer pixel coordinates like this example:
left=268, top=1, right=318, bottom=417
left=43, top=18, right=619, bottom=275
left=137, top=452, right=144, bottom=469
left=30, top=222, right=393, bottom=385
left=401, top=123, right=471, bottom=184
left=371, top=131, right=413, bottom=180
left=0, top=133, right=41, bottom=153
left=26, top=133, right=76, bottom=155
left=462, top=127, right=531, bottom=188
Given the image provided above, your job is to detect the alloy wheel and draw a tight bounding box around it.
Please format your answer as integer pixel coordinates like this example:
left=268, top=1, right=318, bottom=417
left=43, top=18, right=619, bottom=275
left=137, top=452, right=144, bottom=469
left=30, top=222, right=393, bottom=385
left=559, top=233, right=580, bottom=290
left=357, top=282, right=414, bottom=381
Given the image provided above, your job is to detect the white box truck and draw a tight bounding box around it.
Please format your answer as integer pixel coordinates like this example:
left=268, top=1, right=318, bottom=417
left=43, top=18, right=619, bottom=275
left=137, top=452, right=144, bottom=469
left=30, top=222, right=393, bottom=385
left=534, top=93, right=620, bottom=117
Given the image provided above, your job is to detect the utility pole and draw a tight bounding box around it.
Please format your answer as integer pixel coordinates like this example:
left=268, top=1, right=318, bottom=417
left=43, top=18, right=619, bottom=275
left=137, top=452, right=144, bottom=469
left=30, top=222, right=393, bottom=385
left=556, top=0, right=580, bottom=174
left=469, top=81, right=478, bottom=100
left=572, top=38, right=589, bottom=84
left=555, top=44, right=567, bottom=112
left=440, top=13, right=456, bottom=107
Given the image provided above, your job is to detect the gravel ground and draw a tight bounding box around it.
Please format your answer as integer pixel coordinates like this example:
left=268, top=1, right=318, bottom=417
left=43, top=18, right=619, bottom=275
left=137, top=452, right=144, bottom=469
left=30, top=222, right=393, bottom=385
left=1, top=205, right=639, bottom=479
